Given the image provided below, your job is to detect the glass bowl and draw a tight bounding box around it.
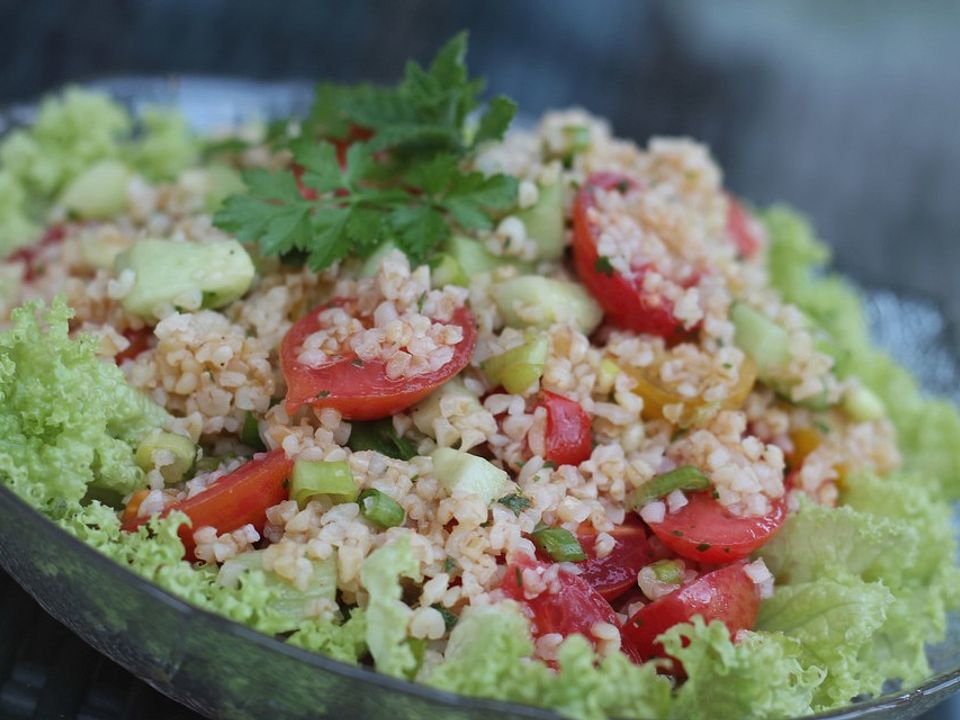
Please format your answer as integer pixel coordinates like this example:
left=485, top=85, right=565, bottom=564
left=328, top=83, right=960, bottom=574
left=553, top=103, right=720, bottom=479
left=0, top=77, right=957, bottom=720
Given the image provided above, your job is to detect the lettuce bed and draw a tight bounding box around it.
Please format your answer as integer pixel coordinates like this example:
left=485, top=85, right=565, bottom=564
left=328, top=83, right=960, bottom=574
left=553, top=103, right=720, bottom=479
left=0, top=90, right=959, bottom=720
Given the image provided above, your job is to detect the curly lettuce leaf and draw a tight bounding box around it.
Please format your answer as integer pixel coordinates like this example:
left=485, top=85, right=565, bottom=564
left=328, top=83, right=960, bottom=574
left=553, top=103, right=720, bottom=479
left=425, top=603, right=672, bottom=720
left=660, top=618, right=823, bottom=720
left=360, top=534, right=423, bottom=678
left=0, top=298, right=168, bottom=513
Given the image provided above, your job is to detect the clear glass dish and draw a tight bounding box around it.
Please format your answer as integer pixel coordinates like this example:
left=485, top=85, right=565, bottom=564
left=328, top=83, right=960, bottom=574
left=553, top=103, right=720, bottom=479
left=0, top=77, right=956, bottom=720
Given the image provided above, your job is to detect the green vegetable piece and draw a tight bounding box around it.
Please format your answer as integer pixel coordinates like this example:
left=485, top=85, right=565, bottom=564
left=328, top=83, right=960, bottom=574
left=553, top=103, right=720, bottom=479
left=431, top=447, right=513, bottom=505
left=650, top=559, right=684, bottom=585
left=497, top=492, right=532, bottom=516
left=348, top=418, right=417, bottom=460
left=239, top=412, right=265, bottom=451
left=360, top=241, right=400, bottom=278
left=359, top=488, right=406, bottom=528
left=481, top=335, right=549, bottom=394
left=596, top=357, right=621, bottom=394
left=134, top=430, right=197, bottom=486
left=530, top=522, right=587, bottom=562
left=563, top=125, right=591, bottom=154
left=432, top=603, right=459, bottom=631
left=632, top=465, right=710, bottom=508
left=203, top=164, right=246, bottom=213
left=843, top=385, right=886, bottom=422
left=428, top=252, right=468, bottom=288
left=78, top=231, right=129, bottom=270
left=516, top=181, right=565, bottom=260
left=444, top=234, right=531, bottom=276
left=290, top=459, right=358, bottom=508
left=59, top=159, right=130, bottom=219
left=411, top=377, right=482, bottom=438
left=730, top=302, right=791, bottom=378
left=114, top=238, right=255, bottom=319
left=491, top=276, right=602, bottom=335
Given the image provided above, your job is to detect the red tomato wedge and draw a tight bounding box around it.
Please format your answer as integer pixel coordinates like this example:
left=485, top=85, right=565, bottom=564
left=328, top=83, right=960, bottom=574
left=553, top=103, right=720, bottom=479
left=122, top=450, right=293, bottom=560
left=576, top=521, right=668, bottom=601
left=646, top=491, right=787, bottom=564
left=500, top=554, right=638, bottom=661
left=726, top=195, right=761, bottom=259
left=541, top=391, right=593, bottom=467
left=280, top=302, right=477, bottom=420
left=621, top=563, right=760, bottom=662
left=114, top=327, right=154, bottom=365
left=573, top=173, right=690, bottom=342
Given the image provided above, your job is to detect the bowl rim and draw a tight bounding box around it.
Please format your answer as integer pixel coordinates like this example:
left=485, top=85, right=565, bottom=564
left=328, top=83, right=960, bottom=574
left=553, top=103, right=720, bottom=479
left=1, top=75, right=958, bottom=720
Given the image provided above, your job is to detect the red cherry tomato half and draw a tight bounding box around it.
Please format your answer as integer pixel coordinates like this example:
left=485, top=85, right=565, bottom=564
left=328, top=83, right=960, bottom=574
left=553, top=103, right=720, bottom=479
left=540, top=391, right=593, bottom=467
left=572, top=173, right=690, bottom=342
left=646, top=491, right=787, bottom=564
left=621, top=563, right=760, bottom=662
left=122, top=450, right=293, bottom=560
left=114, top=327, right=154, bottom=365
left=280, top=301, right=477, bottom=420
left=576, top=520, right=669, bottom=601
left=8, top=225, right=67, bottom=281
left=500, top=554, right=637, bottom=661
left=726, top=195, right=761, bottom=259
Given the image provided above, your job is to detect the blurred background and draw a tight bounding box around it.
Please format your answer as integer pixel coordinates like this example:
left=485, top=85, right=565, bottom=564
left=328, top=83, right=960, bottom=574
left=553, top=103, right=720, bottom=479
left=0, top=0, right=958, bottom=718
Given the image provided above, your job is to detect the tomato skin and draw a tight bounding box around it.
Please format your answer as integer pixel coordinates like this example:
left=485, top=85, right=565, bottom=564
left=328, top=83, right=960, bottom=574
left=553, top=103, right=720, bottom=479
left=114, top=327, right=154, bottom=365
left=576, top=521, right=669, bottom=601
left=122, top=450, right=293, bottom=560
left=280, top=302, right=477, bottom=420
left=726, top=195, right=761, bottom=259
left=572, top=173, right=689, bottom=342
left=541, top=391, right=593, bottom=467
left=500, top=554, right=634, bottom=659
left=621, top=563, right=760, bottom=662
left=646, top=491, right=787, bottom=564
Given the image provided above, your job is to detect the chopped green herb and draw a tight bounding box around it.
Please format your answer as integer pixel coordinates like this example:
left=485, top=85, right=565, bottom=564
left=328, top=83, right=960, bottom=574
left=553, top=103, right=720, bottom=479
left=358, top=488, right=406, bottom=528
left=696, top=542, right=712, bottom=552
left=672, top=530, right=685, bottom=537
left=432, top=603, right=459, bottom=632
left=670, top=428, right=689, bottom=442
left=530, top=523, right=587, bottom=562
left=351, top=358, right=364, bottom=367
left=615, top=180, right=631, bottom=193
left=631, top=465, right=711, bottom=508
left=514, top=566, right=523, bottom=589
left=316, top=390, right=330, bottom=399
left=594, top=255, right=614, bottom=277
left=444, top=557, right=460, bottom=575
left=347, top=418, right=417, bottom=460
left=650, top=559, right=684, bottom=585
left=813, top=419, right=832, bottom=435
left=497, top=493, right=532, bottom=516
left=239, top=411, right=265, bottom=451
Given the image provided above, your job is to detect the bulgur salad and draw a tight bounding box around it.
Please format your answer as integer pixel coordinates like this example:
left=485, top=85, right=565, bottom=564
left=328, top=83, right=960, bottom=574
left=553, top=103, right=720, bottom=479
left=1, top=34, right=959, bottom=720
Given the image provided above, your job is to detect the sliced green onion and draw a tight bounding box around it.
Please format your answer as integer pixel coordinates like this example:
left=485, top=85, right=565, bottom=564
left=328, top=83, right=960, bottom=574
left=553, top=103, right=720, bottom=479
left=290, top=460, right=358, bottom=509
left=631, top=465, right=710, bottom=508
left=240, top=411, right=266, bottom=451
left=650, top=559, right=683, bottom=585
left=358, top=488, right=406, bottom=528
left=481, top=335, right=549, bottom=394
left=530, top=523, right=586, bottom=562
left=134, top=431, right=197, bottom=486
left=347, top=418, right=417, bottom=460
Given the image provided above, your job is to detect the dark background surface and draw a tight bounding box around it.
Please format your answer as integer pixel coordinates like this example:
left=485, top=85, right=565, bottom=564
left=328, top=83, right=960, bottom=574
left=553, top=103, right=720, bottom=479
left=0, top=1, right=958, bottom=718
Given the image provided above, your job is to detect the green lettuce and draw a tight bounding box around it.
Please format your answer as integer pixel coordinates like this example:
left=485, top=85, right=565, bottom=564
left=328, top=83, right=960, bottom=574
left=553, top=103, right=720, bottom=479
left=360, top=535, right=423, bottom=678
left=425, top=604, right=672, bottom=720
left=763, top=205, right=960, bottom=499
left=660, top=618, right=823, bottom=720
left=0, top=298, right=168, bottom=514
left=128, top=108, right=199, bottom=182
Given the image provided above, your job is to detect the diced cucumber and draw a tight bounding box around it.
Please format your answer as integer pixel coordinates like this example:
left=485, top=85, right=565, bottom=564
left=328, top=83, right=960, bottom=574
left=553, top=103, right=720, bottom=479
left=220, top=550, right=337, bottom=632
left=843, top=384, right=886, bottom=421
left=411, top=377, right=481, bottom=438
left=431, top=447, right=514, bottom=505
left=444, top=234, right=532, bottom=276
left=360, top=241, right=400, bottom=278
left=203, top=164, right=246, bottom=213
left=78, top=231, right=130, bottom=270
left=134, top=430, right=197, bottom=485
left=60, top=159, right=131, bottom=220
left=429, top=253, right=468, bottom=288
left=516, top=181, right=565, bottom=260
left=115, top=238, right=255, bottom=319
left=492, top=275, right=602, bottom=335
left=730, top=302, right=791, bottom=378
left=481, top=335, right=549, bottom=394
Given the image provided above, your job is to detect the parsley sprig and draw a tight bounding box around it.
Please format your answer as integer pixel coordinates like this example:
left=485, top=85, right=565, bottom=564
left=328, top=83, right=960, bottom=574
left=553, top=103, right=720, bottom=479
left=214, top=32, right=518, bottom=271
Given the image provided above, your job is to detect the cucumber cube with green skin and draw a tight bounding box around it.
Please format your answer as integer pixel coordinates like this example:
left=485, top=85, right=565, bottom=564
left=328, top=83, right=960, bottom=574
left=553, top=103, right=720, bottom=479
left=134, top=430, right=197, bottom=486
left=115, top=238, right=255, bottom=319
left=429, top=253, right=468, bottom=288
left=491, top=275, right=603, bottom=335
left=730, top=302, right=791, bottom=378
left=481, top=335, right=549, bottom=394
left=431, top=447, right=514, bottom=505
left=516, top=181, right=565, bottom=260
left=203, top=164, right=246, bottom=213
left=444, top=234, right=533, bottom=276
left=60, top=160, right=131, bottom=219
